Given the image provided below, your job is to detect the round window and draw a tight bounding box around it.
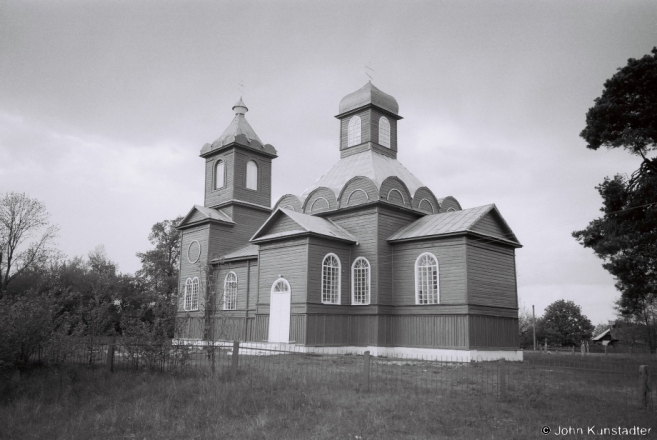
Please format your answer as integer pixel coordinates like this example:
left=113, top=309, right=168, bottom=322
left=187, top=240, right=201, bottom=263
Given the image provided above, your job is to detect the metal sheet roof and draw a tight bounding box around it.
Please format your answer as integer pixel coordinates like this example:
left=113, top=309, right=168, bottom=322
left=338, top=81, right=399, bottom=115
left=388, top=204, right=520, bottom=246
left=178, top=205, right=234, bottom=229
left=301, top=150, right=426, bottom=198
left=252, top=208, right=358, bottom=243
left=220, top=243, right=259, bottom=261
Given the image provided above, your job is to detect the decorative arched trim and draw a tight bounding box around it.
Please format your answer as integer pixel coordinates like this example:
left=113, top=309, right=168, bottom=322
left=321, top=253, right=341, bottom=304
left=351, top=257, right=371, bottom=305
left=347, top=188, right=369, bottom=206
left=246, top=160, right=258, bottom=190
left=215, top=160, right=225, bottom=189
left=187, top=240, right=201, bottom=264
left=271, top=277, right=291, bottom=294
left=418, top=198, right=435, bottom=213
left=379, top=116, right=390, bottom=148
left=446, top=207, right=457, bottom=212
left=184, top=277, right=200, bottom=311
left=347, top=116, right=362, bottom=147
left=386, top=188, right=405, bottom=204
left=337, top=176, right=378, bottom=209
left=310, top=197, right=330, bottom=213
left=282, top=205, right=296, bottom=211
left=415, top=253, right=439, bottom=305
left=223, top=272, right=238, bottom=310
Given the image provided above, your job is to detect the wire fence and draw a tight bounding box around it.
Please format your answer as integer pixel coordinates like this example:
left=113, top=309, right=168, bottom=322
left=30, top=340, right=656, bottom=413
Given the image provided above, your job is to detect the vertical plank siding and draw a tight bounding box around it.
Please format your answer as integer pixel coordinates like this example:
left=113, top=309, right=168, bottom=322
left=392, top=315, right=469, bottom=348
left=469, top=316, right=519, bottom=348
left=290, top=315, right=306, bottom=344
left=340, top=109, right=371, bottom=151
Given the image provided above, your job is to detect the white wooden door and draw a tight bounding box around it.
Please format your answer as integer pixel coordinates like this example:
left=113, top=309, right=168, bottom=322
left=268, top=278, right=291, bottom=343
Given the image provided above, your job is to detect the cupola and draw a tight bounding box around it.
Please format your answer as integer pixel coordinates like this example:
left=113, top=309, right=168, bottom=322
left=335, top=82, right=402, bottom=159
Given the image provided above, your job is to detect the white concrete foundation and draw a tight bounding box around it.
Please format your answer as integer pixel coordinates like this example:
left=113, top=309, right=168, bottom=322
left=173, top=339, right=523, bottom=362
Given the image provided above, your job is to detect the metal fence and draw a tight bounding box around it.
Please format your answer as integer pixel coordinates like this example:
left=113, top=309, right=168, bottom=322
left=31, top=341, right=656, bottom=412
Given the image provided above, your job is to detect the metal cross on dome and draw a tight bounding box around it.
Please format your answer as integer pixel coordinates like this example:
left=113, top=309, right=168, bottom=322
left=365, top=64, right=375, bottom=82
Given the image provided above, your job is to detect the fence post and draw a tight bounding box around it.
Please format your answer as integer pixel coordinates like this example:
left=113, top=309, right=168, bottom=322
left=106, top=343, right=115, bottom=373
left=211, top=344, right=216, bottom=375
left=231, top=341, right=240, bottom=378
left=571, top=346, right=575, bottom=355
left=362, top=351, right=371, bottom=392
left=604, top=344, right=608, bottom=355
left=499, top=359, right=507, bottom=400
left=639, top=365, right=650, bottom=409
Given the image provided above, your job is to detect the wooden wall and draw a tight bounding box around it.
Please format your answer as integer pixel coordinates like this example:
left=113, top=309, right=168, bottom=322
left=306, top=236, right=351, bottom=305
left=232, top=150, right=272, bottom=208
left=303, top=187, right=338, bottom=214
left=204, top=147, right=273, bottom=209
left=377, top=207, right=418, bottom=307
left=328, top=207, right=379, bottom=304
left=257, top=237, right=309, bottom=309
left=465, top=237, right=518, bottom=309
left=469, top=315, right=519, bottom=348
left=411, top=187, right=439, bottom=214
left=204, top=151, right=235, bottom=208
left=214, top=260, right=259, bottom=312
left=391, top=236, right=468, bottom=307
left=339, top=108, right=398, bottom=157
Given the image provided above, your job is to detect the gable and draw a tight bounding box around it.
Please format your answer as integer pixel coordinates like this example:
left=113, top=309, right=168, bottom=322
left=259, top=213, right=305, bottom=237
left=177, top=205, right=234, bottom=230
left=470, top=211, right=513, bottom=242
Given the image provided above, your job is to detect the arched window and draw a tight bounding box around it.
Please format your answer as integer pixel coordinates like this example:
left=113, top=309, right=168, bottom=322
left=379, top=117, right=390, bottom=148
left=246, top=160, right=258, bottom=190
left=347, top=116, right=361, bottom=147
left=215, top=160, right=225, bottom=189
left=184, top=277, right=200, bottom=311
left=351, top=257, right=370, bottom=305
left=223, top=272, right=238, bottom=310
left=446, top=207, right=457, bottom=212
left=322, top=254, right=341, bottom=304
left=415, top=253, right=439, bottom=305
left=272, top=278, right=291, bottom=294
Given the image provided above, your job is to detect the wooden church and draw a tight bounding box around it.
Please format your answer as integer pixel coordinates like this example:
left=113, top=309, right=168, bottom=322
left=176, top=82, right=523, bottom=360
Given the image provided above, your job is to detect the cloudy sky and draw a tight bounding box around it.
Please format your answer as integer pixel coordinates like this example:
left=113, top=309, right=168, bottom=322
left=1, top=1, right=655, bottom=324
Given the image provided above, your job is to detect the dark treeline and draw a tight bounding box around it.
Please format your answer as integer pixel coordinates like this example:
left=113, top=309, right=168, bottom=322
left=0, top=191, right=183, bottom=372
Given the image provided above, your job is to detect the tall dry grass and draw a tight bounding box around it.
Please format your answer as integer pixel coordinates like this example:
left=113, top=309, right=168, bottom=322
left=1, top=363, right=654, bottom=440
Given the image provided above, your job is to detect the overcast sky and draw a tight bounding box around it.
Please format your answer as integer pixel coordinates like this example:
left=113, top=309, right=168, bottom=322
left=1, top=1, right=656, bottom=324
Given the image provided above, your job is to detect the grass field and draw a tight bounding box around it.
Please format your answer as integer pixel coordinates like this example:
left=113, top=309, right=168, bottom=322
left=1, top=352, right=655, bottom=440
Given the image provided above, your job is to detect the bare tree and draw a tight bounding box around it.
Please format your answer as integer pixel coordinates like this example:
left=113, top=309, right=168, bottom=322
left=0, top=192, right=58, bottom=296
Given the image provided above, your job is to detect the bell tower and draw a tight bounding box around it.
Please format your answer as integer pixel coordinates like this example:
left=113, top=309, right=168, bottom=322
left=200, top=98, right=278, bottom=211
left=335, top=81, right=402, bottom=159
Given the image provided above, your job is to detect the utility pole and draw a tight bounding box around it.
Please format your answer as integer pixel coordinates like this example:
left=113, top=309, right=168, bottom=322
left=532, top=305, right=537, bottom=351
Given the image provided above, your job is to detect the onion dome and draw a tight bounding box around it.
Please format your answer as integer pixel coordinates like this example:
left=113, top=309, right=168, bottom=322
left=338, top=81, right=399, bottom=116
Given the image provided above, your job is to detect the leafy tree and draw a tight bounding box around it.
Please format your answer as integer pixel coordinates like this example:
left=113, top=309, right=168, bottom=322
left=0, top=192, right=59, bottom=296
left=540, top=300, right=594, bottom=346
left=574, top=48, right=657, bottom=352
left=518, top=306, right=535, bottom=349
left=580, top=47, right=657, bottom=165
left=136, top=216, right=183, bottom=299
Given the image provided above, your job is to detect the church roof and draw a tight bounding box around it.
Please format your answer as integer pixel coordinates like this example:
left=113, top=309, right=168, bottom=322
left=301, top=150, right=426, bottom=198
left=338, top=81, right=399, bottom=116
left=251, top=208, right=358, bottom=244
left=177, top=205, right=234, bottom=229
left=200, top=99, right=277, bottom=157
left=218, top=243, right=260, bottom=261
left=388, top=204, right=521, bottom=246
